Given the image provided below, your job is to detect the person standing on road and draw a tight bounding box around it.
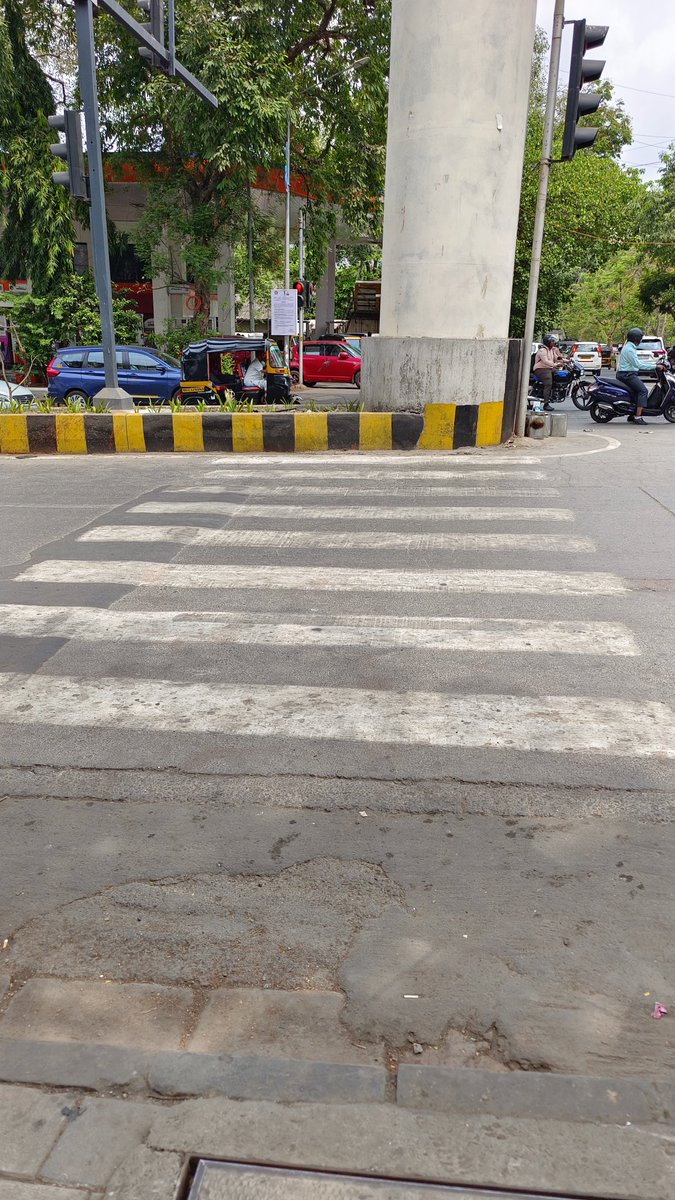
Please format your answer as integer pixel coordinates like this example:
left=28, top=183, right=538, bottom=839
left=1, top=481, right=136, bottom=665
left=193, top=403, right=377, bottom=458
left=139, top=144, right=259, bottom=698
left=616, top=328, right=648, bottom=424
left=533, top=334, right=563, bottom=412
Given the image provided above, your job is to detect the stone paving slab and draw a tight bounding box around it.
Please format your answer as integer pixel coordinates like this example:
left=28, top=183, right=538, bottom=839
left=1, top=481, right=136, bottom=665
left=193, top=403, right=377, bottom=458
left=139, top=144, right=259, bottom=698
left=0, top=978, right=8, bottom=1004
left=0, top=979, right=194, bottom=1050
left=0, top=1039, right=150, bottom=1091
left=0, top=1083, right=71, bottom=1177
left=188, top=988, right=381, bottom=1064
left=147, top=1098, right=675, bottom=1200
left=40, top=1097, right=152, bottom=1190
left=397, top=1064, right=675, bottom=1125
left=104, top=1144, right=184, bottom=1200
left=148, top=1049, right=387, bottom=1104
left=0, top=1183, right=92, bottom=1200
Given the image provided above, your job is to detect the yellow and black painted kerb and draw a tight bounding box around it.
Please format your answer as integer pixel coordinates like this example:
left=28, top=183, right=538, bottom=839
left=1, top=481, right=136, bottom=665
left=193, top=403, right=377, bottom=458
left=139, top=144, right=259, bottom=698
left=0, top=402, right=507, bottom=455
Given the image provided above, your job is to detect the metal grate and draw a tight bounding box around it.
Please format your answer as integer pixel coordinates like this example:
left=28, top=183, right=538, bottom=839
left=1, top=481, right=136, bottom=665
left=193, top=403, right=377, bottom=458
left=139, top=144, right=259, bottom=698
left=186, top=1161, right=584, bottom=1199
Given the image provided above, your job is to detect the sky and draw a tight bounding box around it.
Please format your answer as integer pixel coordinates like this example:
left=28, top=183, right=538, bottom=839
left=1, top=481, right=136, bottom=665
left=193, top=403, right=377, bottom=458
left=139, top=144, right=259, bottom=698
left=536, top=0, right=675, bottom=181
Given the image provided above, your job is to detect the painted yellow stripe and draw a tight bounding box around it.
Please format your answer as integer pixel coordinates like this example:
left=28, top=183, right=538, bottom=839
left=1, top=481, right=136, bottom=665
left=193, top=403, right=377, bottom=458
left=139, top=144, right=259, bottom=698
left=419, top=404, right=456, bottom=450
left=232, top=413, right=264, bottom=453
left=125, top=413, right=146, bottom=452
left=112, top=413, right=129, bottom=452
left=55, top=413, right=87, bottom=454
left=476, top=401, right=504, bottom=447
left=0, top=413, right=29, bottom=454
left=294, top=411, right=328, bottom=452
left=359, top=412, right=392, bottom=451
left=172, top=413, right=204, bottom=452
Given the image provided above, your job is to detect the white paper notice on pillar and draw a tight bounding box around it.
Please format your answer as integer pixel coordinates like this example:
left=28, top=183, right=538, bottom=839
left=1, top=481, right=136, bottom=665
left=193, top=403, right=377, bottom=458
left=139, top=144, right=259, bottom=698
left=271, top=289, right=299, bottom=336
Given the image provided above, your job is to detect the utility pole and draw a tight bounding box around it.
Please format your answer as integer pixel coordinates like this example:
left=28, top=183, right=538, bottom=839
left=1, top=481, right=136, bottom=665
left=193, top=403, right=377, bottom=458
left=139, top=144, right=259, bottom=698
left=298, top=207, right=305, bottom=386
left=515, top=0, right=565, bottom=437
left=72, top=0, right=217, bottom=410
left=74, top=0, right=122, bottom=404
left=283, top=115, right=291, bottom=364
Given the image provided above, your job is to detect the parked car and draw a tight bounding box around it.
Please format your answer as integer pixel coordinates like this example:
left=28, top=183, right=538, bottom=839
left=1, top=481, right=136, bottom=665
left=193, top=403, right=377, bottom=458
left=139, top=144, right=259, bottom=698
left=635, top=335, right=666, bottom=373
left=290, top=339, right=362, bottom=388
left=569, top=341, right=602, bottom=375
left=0, top=379, right=35, bottom=407
left=46, top=345, right=182, bottom=405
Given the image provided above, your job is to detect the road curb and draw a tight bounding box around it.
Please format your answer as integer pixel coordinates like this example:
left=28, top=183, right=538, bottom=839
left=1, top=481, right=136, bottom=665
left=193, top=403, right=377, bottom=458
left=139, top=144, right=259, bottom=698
left=1, top=1038, right=674, bottom=1125
left=0, top=403, right=507, bottom=454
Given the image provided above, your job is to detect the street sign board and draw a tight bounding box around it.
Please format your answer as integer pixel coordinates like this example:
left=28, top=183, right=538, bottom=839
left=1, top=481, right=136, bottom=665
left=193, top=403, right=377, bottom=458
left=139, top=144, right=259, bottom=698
left=271, top=288, right=299, bottom=336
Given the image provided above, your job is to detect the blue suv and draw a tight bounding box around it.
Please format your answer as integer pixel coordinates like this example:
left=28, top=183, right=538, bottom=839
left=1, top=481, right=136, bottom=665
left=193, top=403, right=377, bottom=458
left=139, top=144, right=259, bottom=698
left=47, top=345, right=181, bottom=405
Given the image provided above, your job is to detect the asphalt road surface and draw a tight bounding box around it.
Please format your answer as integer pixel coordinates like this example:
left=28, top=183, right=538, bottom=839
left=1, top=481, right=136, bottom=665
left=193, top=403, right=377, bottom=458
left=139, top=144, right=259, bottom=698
left=0, top=404, right=674, bottom=1084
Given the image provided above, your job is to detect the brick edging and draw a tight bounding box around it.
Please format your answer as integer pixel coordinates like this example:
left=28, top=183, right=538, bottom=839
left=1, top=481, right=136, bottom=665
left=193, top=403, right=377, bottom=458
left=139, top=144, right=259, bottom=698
left=0, top=402, right=505, bottom=454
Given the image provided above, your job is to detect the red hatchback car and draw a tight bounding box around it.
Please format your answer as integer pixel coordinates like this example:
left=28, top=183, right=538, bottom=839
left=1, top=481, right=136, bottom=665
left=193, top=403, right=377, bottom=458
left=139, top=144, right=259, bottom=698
left=290, top=339, right=361, bottom=388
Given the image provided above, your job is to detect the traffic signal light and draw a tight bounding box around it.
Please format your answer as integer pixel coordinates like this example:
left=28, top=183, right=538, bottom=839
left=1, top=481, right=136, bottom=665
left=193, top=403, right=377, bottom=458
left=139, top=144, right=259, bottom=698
left=561, top=20, right=608, bottom=161
left=303, top=280, right=315, bottom=310
left=48, top=109, right=87, bottom=200
left=138, top=0, right=164, bottom=67
left=294, top=280, right=305, bottom=308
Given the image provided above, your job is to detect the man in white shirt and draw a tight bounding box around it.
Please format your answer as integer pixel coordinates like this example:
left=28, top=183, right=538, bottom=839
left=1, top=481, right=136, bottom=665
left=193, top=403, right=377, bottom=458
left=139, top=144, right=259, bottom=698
left=243, top=352, right=265, bottom=392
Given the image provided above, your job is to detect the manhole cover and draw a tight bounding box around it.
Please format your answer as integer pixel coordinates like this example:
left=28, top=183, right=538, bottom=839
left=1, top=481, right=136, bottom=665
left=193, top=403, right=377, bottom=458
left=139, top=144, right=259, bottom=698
left=187, top=1162, right=580, bottom=1199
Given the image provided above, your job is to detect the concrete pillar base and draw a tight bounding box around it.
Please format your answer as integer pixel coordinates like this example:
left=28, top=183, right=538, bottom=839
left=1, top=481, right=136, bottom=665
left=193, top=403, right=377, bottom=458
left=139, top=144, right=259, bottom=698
left=93, top=387, right=134, bottom=412
left=362, top=337, right=511, bottom=412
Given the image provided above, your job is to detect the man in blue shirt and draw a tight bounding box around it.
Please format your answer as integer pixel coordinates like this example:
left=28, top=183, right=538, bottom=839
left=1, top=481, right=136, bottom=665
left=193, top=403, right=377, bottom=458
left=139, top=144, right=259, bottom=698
left=617, top=328, right=648, bottom=424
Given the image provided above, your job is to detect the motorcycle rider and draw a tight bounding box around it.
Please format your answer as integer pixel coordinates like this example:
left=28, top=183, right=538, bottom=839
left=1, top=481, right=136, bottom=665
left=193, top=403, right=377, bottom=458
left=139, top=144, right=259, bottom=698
left=616, top=327, right=648, bottom=424
left=533, top=334, right=563, bottom=411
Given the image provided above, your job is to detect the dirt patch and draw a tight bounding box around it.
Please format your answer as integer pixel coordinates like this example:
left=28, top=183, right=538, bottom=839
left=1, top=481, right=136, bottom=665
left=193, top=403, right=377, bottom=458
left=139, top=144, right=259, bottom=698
left=6, top=857, right=404, bottom=989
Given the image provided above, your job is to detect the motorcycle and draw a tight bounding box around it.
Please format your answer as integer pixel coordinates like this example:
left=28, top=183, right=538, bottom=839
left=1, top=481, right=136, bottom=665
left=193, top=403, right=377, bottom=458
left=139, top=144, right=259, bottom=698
left=587, top=362, right=675, bottom=424
left=529, top=360, right=587, bottom=408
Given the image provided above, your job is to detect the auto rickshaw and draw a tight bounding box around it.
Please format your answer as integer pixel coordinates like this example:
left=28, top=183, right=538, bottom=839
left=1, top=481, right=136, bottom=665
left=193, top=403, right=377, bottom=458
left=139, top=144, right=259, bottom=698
left=179, top=336, right=291, bottom=405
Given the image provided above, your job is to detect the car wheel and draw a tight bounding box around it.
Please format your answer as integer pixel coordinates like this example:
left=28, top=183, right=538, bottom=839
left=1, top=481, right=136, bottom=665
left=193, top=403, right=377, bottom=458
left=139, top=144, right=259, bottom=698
left=305, top=381, right=317, bottom=388
left=353, top=370, right=361, bottom=389
left=170, top=388, right=180, bottom=403
left=291, top=370, right=300, bottom=386
left=64, top=389, right=89, bottom=407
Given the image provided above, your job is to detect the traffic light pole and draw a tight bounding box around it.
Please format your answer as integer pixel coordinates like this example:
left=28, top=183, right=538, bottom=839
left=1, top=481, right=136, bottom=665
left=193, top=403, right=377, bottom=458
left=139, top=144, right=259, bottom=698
left=298, top=208, right=305, bottom=386
left=514, top=0, right=565, bottom=438
left=74, top=0, right=124, bottom=401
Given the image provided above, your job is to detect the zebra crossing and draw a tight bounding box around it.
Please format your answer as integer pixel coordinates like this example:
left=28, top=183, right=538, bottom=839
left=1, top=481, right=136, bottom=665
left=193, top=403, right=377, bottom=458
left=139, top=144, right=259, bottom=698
left=1, top=451, right=672, bottom=781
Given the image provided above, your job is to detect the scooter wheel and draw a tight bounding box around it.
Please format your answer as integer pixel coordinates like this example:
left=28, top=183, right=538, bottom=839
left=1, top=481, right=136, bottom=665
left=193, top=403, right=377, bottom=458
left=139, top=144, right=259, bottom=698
left=589, top=401, right=614, bottom=424
left=664, top=403, right=675, bottom=424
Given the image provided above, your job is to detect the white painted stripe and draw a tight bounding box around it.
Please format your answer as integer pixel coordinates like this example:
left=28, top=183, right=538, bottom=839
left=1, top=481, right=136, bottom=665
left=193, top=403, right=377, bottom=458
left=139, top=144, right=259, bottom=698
left=17, top=560, right=626, bottom=596
left=0, top=673, right=670, bottom=757
left=79, top=525, right=596, bottom=553
left=205, top=468, right=549, bottom=481
left=210, top=454, right=542, bottom=465
left=131, top=501, right=573, bottom=523
left=172, top=484, right=559, bottom=498
left=0, top=604, right=638, bottom=655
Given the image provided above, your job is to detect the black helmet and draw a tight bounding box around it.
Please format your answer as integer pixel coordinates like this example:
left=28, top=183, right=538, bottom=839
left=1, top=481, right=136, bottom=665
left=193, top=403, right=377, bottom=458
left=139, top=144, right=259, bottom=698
left=627, top=327, right=643, bottom=345
left=542, top=333, right=558, bottom=348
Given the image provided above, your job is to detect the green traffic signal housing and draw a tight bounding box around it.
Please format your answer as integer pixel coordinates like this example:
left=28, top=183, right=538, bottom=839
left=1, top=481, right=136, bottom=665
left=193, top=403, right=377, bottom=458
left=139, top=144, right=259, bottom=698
left=561, top=20, right=608, bottom=161
left=48, top=108, right=88, bottom=200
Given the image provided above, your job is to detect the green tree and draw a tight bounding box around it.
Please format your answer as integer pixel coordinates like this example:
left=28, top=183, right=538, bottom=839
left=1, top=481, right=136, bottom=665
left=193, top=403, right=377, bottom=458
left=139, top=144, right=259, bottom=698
left=0, top=0, right=74, bottom=289
left=559, top=250, right=661, bottom=343
left=22, top=1, right=390, bottom=333
left=12, top=272, right=140, bottom=376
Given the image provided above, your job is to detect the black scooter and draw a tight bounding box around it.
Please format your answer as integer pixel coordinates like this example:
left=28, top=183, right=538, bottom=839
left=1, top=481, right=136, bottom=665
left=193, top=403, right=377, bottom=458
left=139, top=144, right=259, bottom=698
left=587, top=363, right=675, bottom=424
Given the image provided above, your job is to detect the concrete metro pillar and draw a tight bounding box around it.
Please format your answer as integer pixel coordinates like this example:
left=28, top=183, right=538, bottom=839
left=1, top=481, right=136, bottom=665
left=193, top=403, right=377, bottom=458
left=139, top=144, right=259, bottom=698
left=362, top=0, right=536, bottom=421
left=314, top=240, right=336, bottom=335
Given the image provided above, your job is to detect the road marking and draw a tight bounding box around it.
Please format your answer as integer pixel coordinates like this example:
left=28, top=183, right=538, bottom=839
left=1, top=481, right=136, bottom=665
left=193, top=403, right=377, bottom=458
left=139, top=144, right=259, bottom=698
left=131, top=501, right=574, bottom=523
left=204, top=468, right=549, bottom=481
left=210, top=453, right=543, bottom=465
left=17, top=560, right=627, bottom=596
left=0, top=604, right=638, bottom=655
left=171, top=484, right=559, bottom=498
left=79, top=525, right=596, bottom=553
left=0, top=673, right=670, bottom=757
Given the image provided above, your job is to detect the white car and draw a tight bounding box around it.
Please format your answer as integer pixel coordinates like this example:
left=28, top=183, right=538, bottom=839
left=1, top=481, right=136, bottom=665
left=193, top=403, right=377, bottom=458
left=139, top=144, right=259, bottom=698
left=0, top=379, right=36, bottom=408
left=636, top=335, right=666, bottom=373
left=570, top=342, right=602, bottom=375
